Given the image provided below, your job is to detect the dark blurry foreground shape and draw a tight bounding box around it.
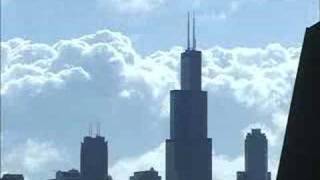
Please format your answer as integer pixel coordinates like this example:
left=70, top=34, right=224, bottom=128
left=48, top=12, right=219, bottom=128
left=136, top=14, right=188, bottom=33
left=277, top=22, right=320, bottom=180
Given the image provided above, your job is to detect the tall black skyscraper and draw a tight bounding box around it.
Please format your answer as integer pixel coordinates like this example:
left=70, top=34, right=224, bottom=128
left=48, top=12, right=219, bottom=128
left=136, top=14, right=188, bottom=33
left=237, top=129, right=271, bottom=180
left=277, top=22, right=320, bottom=180
left=80, top=134, right=108, bottom=180
left=166, top=13, right=212, bottom=180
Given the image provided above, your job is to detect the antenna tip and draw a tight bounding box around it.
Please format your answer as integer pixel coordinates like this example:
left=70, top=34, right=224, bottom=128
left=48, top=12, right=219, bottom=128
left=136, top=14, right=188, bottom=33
left=192, top=11, right=197, bottom=50
left=187, top=12, right=191, bottom=50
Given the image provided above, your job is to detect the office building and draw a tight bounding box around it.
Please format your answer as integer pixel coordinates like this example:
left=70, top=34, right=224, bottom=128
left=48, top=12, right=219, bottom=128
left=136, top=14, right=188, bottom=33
left=1, top=174, right=24, bottom=180
left=236, top=129, right=271, bottom=180
left=50, top=169, right=80, bottom=180
left=130, top=167, right=161, bottom=180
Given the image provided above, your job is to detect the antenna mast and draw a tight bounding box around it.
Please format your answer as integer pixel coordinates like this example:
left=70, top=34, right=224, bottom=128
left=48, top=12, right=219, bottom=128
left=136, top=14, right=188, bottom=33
left=89, top=123, right=93, bottom=137
left=192, top=12, right=197, bottom=50
left=187, top=12, right=191, bottom=50
left=96, top=122, right=101, bottom=136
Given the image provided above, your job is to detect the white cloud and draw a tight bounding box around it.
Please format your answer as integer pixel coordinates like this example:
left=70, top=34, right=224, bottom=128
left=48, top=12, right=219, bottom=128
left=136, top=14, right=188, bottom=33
left=212, top=155, right=244, bottom=180
left=202, top=44, right=299, bottom=111
left=1, top=21, right=299, bottom=114
left=98, top=0, right=164, bottom=14
left=197, top=0, right=290, bottom=21
left=3, top=139, right=69, bottom=180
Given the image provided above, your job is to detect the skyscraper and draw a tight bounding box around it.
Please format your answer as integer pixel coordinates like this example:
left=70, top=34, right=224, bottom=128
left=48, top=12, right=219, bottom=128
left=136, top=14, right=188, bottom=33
left=165, top=13, right=212, bottom=180
left=129, top=167, right=161, bottom=180
left=277, top=22, right=320, bottom=180
left=237, top=129, right=271, bottom=180
left=80, top=134, right=108, bottom=180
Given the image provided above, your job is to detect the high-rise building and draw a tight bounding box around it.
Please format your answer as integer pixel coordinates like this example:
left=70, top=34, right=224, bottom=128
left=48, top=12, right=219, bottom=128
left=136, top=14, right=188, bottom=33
left=129, top=167, right=161, bottom=180
left=165, top=13, right=212, bottom=180
left=236, top=129, right=271, bottom=180
left=80, top=135, right=108, bottom=180
left=277, top=22, right=320, bottom=180
left=49, top=169, right=80, bottom=180
left=1, top=174, right=24, bottom=180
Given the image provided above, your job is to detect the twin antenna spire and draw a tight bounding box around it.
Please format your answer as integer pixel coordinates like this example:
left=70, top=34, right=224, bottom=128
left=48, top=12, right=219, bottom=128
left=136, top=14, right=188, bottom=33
left=89, top=122, right=101, bottom=137
left=187, top=12, right=197, bottom=50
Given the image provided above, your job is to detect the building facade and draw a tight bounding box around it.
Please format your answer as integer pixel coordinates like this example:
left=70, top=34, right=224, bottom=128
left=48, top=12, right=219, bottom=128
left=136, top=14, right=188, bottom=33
left=130, top=168, right=161, bottom=180
left=165, top=14, right=212, bottom=180
left=50, top=169, right=80, bottom=180
left=80, top=135, right=108, bottom=180
left=237, top=129, right=271, bottom=180
left=1, top=174, right=24, bottom=180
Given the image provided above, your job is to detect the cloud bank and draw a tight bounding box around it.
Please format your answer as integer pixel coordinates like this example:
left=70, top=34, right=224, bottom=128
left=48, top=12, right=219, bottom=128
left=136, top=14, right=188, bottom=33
left=1, top=28, right=300, bottom=180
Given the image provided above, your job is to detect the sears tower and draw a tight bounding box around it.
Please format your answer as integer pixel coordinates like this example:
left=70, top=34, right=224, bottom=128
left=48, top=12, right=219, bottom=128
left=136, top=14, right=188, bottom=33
left=166, top=13, right=212, bottom=180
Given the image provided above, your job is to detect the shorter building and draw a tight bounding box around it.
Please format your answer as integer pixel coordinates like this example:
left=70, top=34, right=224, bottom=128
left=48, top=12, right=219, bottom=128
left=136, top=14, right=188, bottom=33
left=1, top=174, right=24, bottom=180
left=236, top=129, right=271, bottom=180
left=236, top=171, right=246, bottom=180
left=50, top=169, right=80, bottom=180
left=130, top=168, right=161, bottom=180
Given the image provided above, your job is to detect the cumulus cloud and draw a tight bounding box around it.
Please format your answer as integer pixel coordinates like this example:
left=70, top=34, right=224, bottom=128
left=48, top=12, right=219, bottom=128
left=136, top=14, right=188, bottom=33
left=1, top=28, right=300, bottom=180
left=212, top=155, right=244, bottom=180
left=202, top=44, right=299, bottom=110
left=97, top=0, right=164, bottom=14
left=3, top=139, right=69, bottom=180
left=1, top=39, right=91, bottom=96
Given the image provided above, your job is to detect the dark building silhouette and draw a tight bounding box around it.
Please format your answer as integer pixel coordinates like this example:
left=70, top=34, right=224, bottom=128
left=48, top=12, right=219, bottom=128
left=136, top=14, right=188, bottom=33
left=277, top=22, right=320, bottom=180
left=237, top=129, right=271, bottom=180
left=166, top=13, right=212, bottom=180
left=129, top=167, right=161, bottom=180
left=81, top=134, right=108, bottom=180
left=1, top=174, right=24, bottom=180
left=49, top=169, right=80, bottom=180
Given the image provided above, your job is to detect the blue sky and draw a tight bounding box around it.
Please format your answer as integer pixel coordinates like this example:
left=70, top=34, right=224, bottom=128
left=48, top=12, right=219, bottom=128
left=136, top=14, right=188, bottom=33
left=2, top=0, right=318, bottom=53
left=1, top=0, right=319, bottom=180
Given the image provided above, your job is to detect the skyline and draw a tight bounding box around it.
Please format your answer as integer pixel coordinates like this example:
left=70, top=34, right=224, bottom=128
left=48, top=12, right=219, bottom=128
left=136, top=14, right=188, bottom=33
left=1, top=1, right=319, bottom=180
left=0, top=28, right=299, bottom=180
left=46, top=127, right=270, bottom=180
